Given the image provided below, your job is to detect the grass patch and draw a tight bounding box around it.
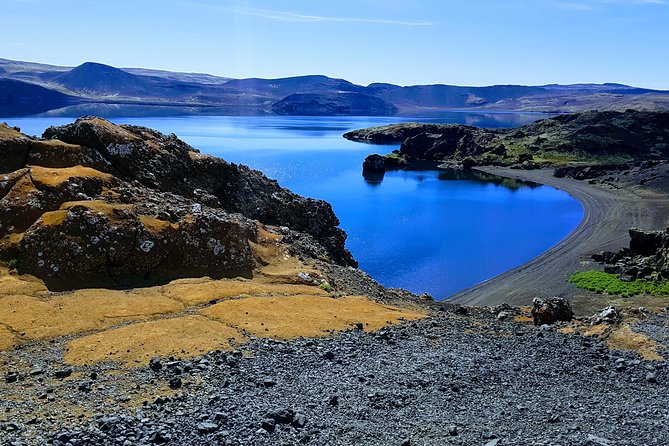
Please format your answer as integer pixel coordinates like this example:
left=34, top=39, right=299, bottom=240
left=568, top=271, right=669, bottom=297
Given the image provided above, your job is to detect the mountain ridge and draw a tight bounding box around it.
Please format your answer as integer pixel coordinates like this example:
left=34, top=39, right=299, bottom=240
left=2, top=58, right=669, bottom=116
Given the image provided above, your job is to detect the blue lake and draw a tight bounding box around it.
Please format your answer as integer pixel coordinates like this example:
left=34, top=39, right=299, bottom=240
left=7, top=112, right=584, bottom=299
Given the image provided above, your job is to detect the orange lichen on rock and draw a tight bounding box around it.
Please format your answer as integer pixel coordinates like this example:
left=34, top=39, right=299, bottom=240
left=0, top=123, right=24, bottom=140
left=38, top=209, right=68, bottom=227
left=64, top=315, right=245, bottom=367
left=202, top=294, right=427, bottom=339
left=60, top=200, right=134, bottom=218
left=0, top=291, right=183, bottom=339
left=29, top=165, right=114, bottom=188
left=606, top=324, right=664, bottom=361
left=160, top=277, right=327, bottom=306
left=139, top=215, right=179, bottom=233
left=0, top=326, right=16, bottom=350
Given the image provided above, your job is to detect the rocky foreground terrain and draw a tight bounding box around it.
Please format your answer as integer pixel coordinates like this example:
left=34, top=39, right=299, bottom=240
left=1, top=117, right=669, bottom=445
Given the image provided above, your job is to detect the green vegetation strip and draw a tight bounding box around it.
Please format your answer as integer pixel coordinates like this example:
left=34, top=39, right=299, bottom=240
left=568, top=271, right=669, bottom=297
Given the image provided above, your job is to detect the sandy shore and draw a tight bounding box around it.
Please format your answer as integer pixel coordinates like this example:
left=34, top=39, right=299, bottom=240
left=448, top=167, right=669, bottom=314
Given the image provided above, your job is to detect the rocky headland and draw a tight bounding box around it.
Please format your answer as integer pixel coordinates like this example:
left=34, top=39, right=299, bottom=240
left=1, top=116, right=669, bottom=445
left=347, top=110, right=669, bottom=172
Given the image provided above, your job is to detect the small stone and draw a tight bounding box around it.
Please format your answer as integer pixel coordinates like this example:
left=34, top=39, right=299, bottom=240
left=454, top=306, right=468, bottom=315
left=448, top=425, right=458, bottom=436
left=260, top=418, right=276, bottom=433
left=400, top=439, right=411, bottom=446
left=149, top=432, right=171, bottom=444
left=149, top=358, right=163, bottom=371
left=5, top=372, right=19, bottom=383
left=329, top=395, right=340, bottom=406
left=196, top=422, right=218, bottom=434
left=323, top=351, right=335, bottom=360
left=292, top=413, right=307, bottom=429
left=168, top=377, right=182, bottom=389
left=54, top=369, right=72, bottom=379
left=646, top=372, right=657, bottom=383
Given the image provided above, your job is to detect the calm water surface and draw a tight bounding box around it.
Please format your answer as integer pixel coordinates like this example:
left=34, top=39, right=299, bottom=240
left=8, top=112, right=583, bottom=299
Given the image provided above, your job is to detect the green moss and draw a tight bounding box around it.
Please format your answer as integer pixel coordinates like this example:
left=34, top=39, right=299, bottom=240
left=319, top=282, right=333, bottom=292
left=568, top=270, right=669, bottom=297
left=7, top=259, right=18, bottom=270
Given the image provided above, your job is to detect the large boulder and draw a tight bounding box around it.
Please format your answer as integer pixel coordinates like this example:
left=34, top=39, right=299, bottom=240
left=629, top=228, right=667, bottom=256
left=0, top=124, right=31, bottom=174
left=17, top=201, right=256, bottom=290
left=531, top=297, right=574, bottom=326
left=362, top=154, right=386, bottom=173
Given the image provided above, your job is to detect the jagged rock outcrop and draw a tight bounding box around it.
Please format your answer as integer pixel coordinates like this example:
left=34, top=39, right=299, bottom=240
left=593, top=227, right=669, bottom=281
left=362, top=154, right=386, bottom=173
left=345, top=111, right=669, bottom=170
left=0, top=117, right=356, bottom=289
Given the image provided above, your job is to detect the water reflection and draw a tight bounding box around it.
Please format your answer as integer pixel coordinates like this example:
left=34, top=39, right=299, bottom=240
left=365, top=163, right=540, bottom=191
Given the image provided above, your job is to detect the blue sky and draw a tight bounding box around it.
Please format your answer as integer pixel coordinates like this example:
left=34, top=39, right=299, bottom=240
left=2, top=0, right=668, bottom=88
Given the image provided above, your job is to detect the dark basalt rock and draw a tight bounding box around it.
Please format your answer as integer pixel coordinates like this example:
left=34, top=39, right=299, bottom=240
left=41, top=117, right=356, bottom=267
left=593, top=227, right=669, bottom=280
left=531, top=297, right=574, bottom=326
left=0, top=118, right=357, bottom=289
left=348, top=111, right=669, bottom=171
left=362, top=154, right=386, bottom=173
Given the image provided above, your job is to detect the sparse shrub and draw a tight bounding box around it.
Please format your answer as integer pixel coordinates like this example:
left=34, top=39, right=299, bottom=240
left=319, top=282, right=333, bottom=292
left=568, top=270, right=669, bottom=297
left=7, top=259, right=18, bottom=270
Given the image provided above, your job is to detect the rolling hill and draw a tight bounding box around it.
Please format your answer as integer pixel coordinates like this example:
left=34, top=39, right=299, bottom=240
left=1, top=58, right=669, bottom=116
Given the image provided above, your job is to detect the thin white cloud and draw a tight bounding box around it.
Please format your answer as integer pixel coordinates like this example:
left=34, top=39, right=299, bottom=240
left=236, top=7, right=434, bottom=26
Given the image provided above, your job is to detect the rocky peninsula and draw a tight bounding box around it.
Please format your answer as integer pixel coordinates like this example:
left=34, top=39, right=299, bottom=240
left=1, top=116, right=668, bottom=445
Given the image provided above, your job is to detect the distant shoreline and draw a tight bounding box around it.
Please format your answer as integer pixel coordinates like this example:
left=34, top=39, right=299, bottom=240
left=448, top=167, right=669, bottom=314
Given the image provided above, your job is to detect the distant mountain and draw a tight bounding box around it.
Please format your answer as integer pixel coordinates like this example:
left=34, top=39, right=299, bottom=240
left=366, top=84, right=548, bottom=109
left=224, top=75, right=363, bottom=97
left=272, top=92, right=397, bottom=116
left=0, top=78, right=79, bottom=116
left=122, top=67, right=231, bottom=85
left=53, top=62, right=150, bottom=96
left=1, top=58, right=669, bottom=116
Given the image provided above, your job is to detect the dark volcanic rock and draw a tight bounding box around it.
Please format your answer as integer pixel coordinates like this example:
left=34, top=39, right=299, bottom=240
left=0, top=118, right=357, bottom=288
left=17, top=202, right=256, bottom=290
left=362, top=154, right=386, bottom=173
left=347, top=111, right=669, bottom=170
left=594, top=227, right=669, bottom=280
left=531, top=297, right=574, bottom=325
left=42, top=117, right=355, bottom=267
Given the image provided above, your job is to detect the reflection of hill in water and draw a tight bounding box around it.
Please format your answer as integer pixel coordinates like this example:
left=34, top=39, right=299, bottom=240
left=38, top=103, right=269, bottom=118
left=436, top=169, right=540, bottom=191
left=364, top=161, right=539, bottom=191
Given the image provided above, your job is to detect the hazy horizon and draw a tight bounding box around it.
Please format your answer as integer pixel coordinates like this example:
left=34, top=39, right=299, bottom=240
left=3, top=0, right=668, bottom=89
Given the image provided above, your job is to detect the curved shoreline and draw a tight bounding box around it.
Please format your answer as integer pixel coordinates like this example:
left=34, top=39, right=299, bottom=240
left=448, top=167, right=669, bottom=312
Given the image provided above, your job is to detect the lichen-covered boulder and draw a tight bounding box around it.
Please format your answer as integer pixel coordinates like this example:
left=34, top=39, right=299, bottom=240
left=531, top=297, right=574, bottom=326
left=0, top=124, right=32, bottom=174
left=17, top=201, right=256, bottom=290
